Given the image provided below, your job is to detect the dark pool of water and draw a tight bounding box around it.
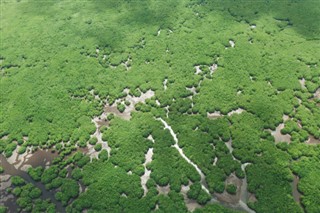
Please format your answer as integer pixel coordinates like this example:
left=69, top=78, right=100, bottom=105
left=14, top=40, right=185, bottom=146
left=0, top=150, right=65, bottom=213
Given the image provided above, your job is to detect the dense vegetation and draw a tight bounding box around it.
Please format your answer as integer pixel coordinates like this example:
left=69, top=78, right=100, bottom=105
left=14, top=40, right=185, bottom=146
left=1, top=0, right=319, bottom=213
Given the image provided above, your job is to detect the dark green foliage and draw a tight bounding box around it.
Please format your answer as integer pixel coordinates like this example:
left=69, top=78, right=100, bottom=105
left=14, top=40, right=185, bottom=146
left=1, top=0, right=319, bottom=213
left=55, top=179, right=79, bottom=205
left=104, top=113, right=153, bottom=171
left=11, top=176, right=25, bottom=186
left=71, top=168, right=83, bottom=180
left=117, top=103, right=126, bottom=113
left=46, top=177, right=63, bottom=190
left=0, top=206, right=7, bottom=213
left=206, top=167, right=226, bottom=193
left=98, top=149, right=109, bottom=161
left=107, top=113, right=115, bottom=121
left=187, top=182, right=211, bottom=205
left=59, top=168, right=68, bottom=178
left=226, top=184, right=237, bottom=195
left=246, top=143, right=303, bottom=213
left=291, top=156, right=320, bottom=213
left=69, top=161, right=145, bottom=212
left=217, top=154, right=242, bottom=176
left=10, top=182, right=54, bottom=213
left=31, top=200, right=56, bottom=213
left=17, top=145, right=27, bottom=154
left=94, top=143, right=102, bottom=151
left=28, top=166, right=43, bottom=181
left=125, top=100, right=130, bottom=106
left=73, top=153, right=90, bottom=168
left=12, top=187, right=22, bottom=196
left=186, top=183, right=211, bottom=205
left=4, top=143, right=16, bottom=157
left=187, top=183, right=201, bottom=200
left=196, top=190, right=211, bottom=205
left=133, top=165, right=145, bottom=177
left=41, top=166, right=59, bottom=184
left=88, top=137, right=97, bottom=145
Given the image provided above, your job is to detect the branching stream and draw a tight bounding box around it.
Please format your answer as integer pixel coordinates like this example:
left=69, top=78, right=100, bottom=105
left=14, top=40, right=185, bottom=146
left=157, top=118, right=212, bottom=196
left=157, top=117, right=255, bottom=213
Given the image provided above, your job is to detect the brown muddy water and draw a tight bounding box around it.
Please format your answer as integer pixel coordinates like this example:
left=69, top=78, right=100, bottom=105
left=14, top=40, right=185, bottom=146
left=0, top=150, right=65, bottom=213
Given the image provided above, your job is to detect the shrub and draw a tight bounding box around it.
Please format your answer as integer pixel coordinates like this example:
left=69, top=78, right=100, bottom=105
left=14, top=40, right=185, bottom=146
left=71, top=168, right=83, bottom=180
left=17, top=146, right=27, bottom=154
left=107, top=113, right=114, bottom=121
left=89, top=137, right=98, bottom=145
left=0, top=206, right=7, bottom=213
left=11, top=176, right=25, bottom=186
left=28, top=166, right=43, bottom=181
left=98, top=150, right=108, bottom=161
left=117, top=104, right=126, bottom=113
left=226, top=184, right=237, bottom=195
left=94, top=143, right=102, bottom=152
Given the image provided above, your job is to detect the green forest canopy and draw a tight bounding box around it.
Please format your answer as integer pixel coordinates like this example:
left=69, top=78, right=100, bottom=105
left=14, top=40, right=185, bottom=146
left=0, top=0, right=319, bottom=213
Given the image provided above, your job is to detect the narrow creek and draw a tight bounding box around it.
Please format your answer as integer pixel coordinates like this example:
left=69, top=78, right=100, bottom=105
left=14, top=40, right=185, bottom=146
left=292, top=174, right=303, bottom=209
left=141, top=148, right=153, bottom=196
left=239, top=163, right=255, bottom=213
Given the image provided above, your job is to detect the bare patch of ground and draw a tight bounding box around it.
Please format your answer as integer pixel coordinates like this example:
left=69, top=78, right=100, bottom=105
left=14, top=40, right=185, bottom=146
left=268, top=114, right=291, bottom=143
left=314, top=88, right=320, bottom=99
left=227, top=108, right=245, bottom=116
left=163, top=78, right=168, bottom=90
left=6, top=147, right=57, bottom=171
left=147, top=135, right=155, bottom=143
left=215, top=173, right=242, bottom=204
left=225, top=140, right=237, bottom=161
left=157, top=184, right=170, bottom=195
left=292, top=175, right=301, bottom=204
left=229, top=40, right=235, bottom=48
left=207, top=111, right=222, bottom=119
left=141, top=148, right=154, bottom=196
left=212, top=157, right=218, bottom=166
left=306, top=135, right=320, bottom=145
left=299, top=78, right=306, bottom=89
left=248, top=193, right=257, bottom=203
left=209, top=64, right=218, bottom=76
left=122, top=57, right=131, bottom=71
left=186, top=87, right=197, bottom=96
left=207, top=108, right=245, bottom=119
left=271, top=123, right=291, bottom=143
left=194, top=65, right=202, bottom=75
left=1, top=135, right=8, bottom=140
left=283, top=115, right=289, bottom=121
